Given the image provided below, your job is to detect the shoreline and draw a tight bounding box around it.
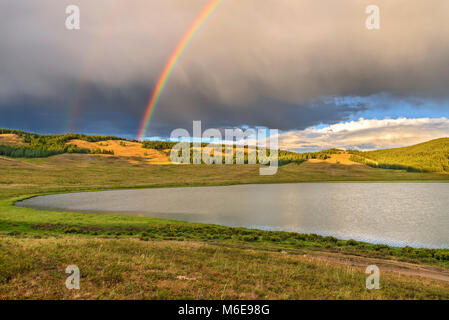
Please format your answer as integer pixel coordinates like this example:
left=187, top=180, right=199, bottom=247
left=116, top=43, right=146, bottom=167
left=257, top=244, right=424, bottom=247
left=13, top=181, right=449, bottom=250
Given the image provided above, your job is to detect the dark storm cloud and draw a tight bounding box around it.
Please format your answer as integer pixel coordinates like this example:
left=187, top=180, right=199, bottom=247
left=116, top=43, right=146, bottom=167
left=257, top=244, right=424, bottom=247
left=0, top=81, right=150, bottom=137
left=1, top=0, right=449, bottom=137
left=149, top=94, right=368, bottom=136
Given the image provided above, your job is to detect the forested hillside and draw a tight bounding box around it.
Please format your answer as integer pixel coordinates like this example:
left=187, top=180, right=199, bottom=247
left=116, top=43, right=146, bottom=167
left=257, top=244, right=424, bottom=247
left=3, top=128, right=447, bottom=171
left=349, top=138, right=449, bottom=173
left=0, top=128, right=339, bottom=163
left=0, top=129, right=122, bottom=158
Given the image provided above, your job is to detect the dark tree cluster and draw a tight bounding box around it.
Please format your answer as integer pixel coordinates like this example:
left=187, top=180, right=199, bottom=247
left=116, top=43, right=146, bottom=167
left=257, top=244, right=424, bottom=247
left=0, top=128, right=122, bottom=158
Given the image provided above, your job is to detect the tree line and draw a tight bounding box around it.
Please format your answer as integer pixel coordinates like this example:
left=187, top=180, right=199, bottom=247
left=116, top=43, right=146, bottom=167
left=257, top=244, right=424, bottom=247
left=1, top=128, right=347, bottom=163
left=0, top=128, right=119, bottom=158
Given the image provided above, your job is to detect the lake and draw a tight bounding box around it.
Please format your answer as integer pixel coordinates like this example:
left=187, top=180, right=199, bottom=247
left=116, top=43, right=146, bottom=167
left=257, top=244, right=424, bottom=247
left=16, top=183, right=449, bottom=248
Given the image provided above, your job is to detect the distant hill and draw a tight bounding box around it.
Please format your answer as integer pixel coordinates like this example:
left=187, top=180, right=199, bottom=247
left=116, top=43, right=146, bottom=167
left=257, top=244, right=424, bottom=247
left=0, top=128, right=125, bottom=158
left=0, top=128, right=336, bottom=165
left=349, top=138, right=449, bottom=173
left=2, top=128, right=447, bottom=171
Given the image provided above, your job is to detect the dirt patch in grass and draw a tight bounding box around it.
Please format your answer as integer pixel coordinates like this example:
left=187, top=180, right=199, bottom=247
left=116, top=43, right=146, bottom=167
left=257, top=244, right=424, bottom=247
left=306, top=250, right=449, bottom=283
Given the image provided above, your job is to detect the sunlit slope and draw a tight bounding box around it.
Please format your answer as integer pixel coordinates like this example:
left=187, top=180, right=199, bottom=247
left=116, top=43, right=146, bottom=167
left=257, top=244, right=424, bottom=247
left=350, top=138, right=449, bottom=173
left=67, top=139, right=170, bottom=164
left=1, top=129, right=448, bottom=173
left=0, top=129, right=338, bottom=165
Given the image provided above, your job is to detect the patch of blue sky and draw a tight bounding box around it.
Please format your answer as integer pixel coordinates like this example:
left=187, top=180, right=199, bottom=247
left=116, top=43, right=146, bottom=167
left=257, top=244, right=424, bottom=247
left=332, top=94, right=449, bottom=121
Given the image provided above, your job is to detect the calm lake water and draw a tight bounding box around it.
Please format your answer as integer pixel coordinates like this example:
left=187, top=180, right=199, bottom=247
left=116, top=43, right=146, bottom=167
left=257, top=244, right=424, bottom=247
left=17, top=183, right=449, bottom=248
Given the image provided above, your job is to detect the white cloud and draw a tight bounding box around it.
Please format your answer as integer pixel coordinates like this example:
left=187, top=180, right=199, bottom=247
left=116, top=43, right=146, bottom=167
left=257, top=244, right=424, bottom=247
left=277, top=117, right=449, bottom=151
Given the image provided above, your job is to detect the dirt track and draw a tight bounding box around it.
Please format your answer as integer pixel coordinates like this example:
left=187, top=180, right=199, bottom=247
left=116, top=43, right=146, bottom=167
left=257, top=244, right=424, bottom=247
left=306, top=250, right=449, bottom=282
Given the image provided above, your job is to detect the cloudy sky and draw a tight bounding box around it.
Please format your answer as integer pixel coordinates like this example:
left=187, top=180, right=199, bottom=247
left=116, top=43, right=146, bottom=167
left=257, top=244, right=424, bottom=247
left=1, top=0, right=449, bottom=151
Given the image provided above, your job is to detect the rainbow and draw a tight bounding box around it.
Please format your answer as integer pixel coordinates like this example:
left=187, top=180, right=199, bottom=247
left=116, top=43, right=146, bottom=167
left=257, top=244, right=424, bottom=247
left=137, top=0, right=224, bottom=140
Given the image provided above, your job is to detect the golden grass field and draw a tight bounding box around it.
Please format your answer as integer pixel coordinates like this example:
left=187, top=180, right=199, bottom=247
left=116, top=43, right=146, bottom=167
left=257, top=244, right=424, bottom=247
left=0, top=134, right=28, bottom=146
left=308, top=152, right=360, bottom=165
left=67, top=139, right=171, bottom=164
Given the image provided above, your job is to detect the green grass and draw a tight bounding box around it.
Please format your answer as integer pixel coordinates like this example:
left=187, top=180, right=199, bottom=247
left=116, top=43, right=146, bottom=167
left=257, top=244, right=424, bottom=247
left=349, top=138, right=449, bottom=173
left=1, top=154, right=448, bottom=265
left=1, top=153, right=449, bottom=299
left=1, top=237, right=449, bottom=300
left=1, top=153, right=447, bottom=199
left=2, top=195, right=449, bottom=268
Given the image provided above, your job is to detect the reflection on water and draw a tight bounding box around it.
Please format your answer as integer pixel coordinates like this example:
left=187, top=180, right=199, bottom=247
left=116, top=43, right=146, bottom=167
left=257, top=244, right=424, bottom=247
left=17, top=183, right=449, bottom=248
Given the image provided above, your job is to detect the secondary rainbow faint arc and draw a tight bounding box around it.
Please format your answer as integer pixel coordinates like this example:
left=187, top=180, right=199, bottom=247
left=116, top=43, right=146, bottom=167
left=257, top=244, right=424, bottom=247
left=137, top=0, right=224, bottom=140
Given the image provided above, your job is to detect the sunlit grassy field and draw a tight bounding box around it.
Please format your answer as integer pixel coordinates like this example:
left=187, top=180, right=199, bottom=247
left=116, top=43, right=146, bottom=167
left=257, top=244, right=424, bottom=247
left=1, top=153, right=448, bottom=199
left=1, top=154, right=449, bottom=299
left=2, top=237, right=449, bottom=300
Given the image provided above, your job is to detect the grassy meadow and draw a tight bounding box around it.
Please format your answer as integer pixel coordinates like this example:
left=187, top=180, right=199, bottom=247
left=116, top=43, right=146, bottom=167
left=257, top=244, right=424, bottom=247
left=2, top=237, right=449, bottom=300
left=0, top=151, right=449, bottom=299
left=1, top=130, right=449, bottom=300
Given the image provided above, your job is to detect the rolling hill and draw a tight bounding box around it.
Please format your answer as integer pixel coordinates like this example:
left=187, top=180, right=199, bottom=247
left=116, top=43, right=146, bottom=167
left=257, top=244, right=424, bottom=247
left=1, top=128, right=448, bottom=173
left=0, top=128, right=335, bottom=165
left=349, top=138, right=449, bottom=173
